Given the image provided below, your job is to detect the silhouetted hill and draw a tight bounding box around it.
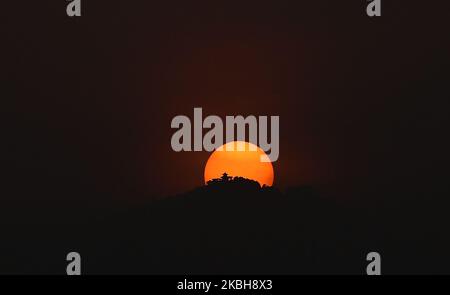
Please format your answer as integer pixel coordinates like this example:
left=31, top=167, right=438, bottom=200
left=68, top=182, right=382, bottom=274
left=1, top=180, right=449, bottom=274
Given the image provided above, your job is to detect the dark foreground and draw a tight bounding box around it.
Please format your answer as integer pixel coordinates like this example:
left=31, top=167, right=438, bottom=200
left=1, top=182, right=450, bottom=275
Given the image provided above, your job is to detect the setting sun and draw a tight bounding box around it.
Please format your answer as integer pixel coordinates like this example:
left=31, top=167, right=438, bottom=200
left=204, top=141, right=274, bottom=187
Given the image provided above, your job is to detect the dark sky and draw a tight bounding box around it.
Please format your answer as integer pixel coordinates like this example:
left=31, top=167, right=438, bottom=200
left=2, top=0, right=449, bottom=208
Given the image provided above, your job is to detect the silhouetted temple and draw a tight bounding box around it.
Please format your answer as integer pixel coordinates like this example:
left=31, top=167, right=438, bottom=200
left=206, top=172, right=262, bottom=192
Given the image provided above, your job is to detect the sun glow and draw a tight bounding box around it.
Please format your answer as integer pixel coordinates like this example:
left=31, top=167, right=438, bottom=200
left=204, top=141, right=274, bottom=187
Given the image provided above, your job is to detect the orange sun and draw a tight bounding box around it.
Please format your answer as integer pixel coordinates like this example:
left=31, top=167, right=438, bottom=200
left=204, top=141, right=274, bottom=187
